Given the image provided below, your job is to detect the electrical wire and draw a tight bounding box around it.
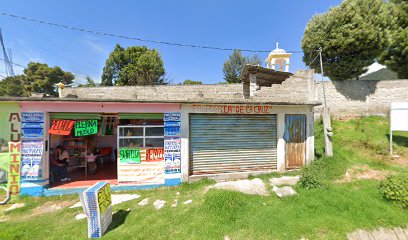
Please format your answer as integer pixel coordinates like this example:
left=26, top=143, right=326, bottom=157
left=0, top=11, right=304, bottom=54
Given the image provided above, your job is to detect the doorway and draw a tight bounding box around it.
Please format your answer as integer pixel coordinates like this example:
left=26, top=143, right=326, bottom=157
left=284, top=114, right=306, bottom=169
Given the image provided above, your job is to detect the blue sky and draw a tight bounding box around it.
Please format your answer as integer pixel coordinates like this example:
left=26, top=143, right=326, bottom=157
left=0, top=0, right=342, bottom=84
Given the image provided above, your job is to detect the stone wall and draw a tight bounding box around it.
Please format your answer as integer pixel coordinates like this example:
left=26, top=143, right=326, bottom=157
left=314, top=79, right=408, bottom=118
left=62, top=84, right=244, bottom=101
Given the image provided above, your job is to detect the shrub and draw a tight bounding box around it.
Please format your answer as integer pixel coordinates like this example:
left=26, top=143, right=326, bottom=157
left=380, top=174, right=408, bottom=208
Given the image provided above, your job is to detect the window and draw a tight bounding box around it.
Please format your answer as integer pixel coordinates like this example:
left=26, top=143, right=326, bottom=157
left=118, top=125, right=164, bottom=148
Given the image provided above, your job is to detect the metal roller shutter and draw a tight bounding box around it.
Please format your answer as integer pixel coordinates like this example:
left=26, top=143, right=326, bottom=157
left=190, top=114, right=277, bottom=175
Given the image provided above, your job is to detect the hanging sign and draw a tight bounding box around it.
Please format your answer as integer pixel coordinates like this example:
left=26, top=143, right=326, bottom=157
left=49, top=120, right=75, bottom=135
left=80, top=182, right=112, bottom=238
left=75, top=120, right=98, bottom=137
left=119, top=148, right=141, bottom=164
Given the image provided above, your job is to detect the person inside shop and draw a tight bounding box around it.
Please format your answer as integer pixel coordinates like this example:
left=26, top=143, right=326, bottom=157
left=51, top=145, right=71, bottom=182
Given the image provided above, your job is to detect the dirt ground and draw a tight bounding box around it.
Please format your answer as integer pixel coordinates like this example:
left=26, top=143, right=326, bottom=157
left=338, top=164, right=393, bottom=183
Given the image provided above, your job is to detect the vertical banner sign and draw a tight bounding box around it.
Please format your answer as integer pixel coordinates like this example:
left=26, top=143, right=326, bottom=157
left=21, top=139, right=44, bottom=179
left=164, top=113, right=181, bottom=175
left=80, top=181, right=112, bottom=238
left=75, top=120, right=98, bottom=137
left=20, top=112, right=45, bottom=180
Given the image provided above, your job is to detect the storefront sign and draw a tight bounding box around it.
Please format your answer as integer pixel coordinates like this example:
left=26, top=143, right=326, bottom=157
left=119, top=148, right=141, bottom=164
left=21, top=112, right=44, bottom=123
left=75, top=119, right=98, bottom=136
left=8, top=142, right=21, bottom=199
left=49, top=119, right=75, bottom=135
left=164, top=126, right=180, bottom=136
left=146, top=148, right=164, bottom=162
left=21, top=139, right=43, bottom=179
left=164, top=112, right=181, bottom=121
left=80, top=182, right=112, bottom=238
left=192, top=104, right=273, bottom=114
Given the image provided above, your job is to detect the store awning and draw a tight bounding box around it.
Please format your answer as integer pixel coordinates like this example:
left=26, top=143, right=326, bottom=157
left=50, top=113, right=102, bottom=120
left=118, top=113, right=163, bottom=120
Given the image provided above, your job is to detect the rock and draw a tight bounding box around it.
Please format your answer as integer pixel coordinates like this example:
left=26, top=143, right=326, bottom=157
left=183, top=200, right=192, bottom=205
left=153, top=199, right=166, bottom=210
left=6, top=203, right=25, bottom=212
left=272, top=186, right=297, bottom=197
left=138, top=198, right=149, bottom=206
left=269, top=176, right=300, bottom=186
left=75, top=213, right=87, bottom=220
left=70, top=194, right=141, bottom=209
left=213, top=178, right=269, bottom=196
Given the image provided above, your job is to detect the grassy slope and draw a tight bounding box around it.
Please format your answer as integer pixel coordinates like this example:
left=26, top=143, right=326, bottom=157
left=0, top=117, right=407, bottom=240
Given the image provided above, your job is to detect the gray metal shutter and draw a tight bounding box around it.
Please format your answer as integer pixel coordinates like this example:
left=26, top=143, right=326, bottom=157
left=190, top=114, right=277, bottom=175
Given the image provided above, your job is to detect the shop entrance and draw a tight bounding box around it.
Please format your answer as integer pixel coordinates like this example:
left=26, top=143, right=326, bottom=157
left=48, top=112, right=165, bottom=189
left=48, top=113, right=118, bottom=188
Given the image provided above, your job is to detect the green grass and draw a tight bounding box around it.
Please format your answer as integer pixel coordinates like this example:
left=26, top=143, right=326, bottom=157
left=0, top=116, right=407, bottom=240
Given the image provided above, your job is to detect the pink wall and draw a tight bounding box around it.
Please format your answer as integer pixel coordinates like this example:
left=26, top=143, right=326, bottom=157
left=20, top=101, right=181, bottom=113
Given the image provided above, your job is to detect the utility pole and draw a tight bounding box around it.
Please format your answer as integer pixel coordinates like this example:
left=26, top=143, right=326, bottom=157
left=319, top=47, right=333, bottom=157
left=0, top=29, right=15, bottom=77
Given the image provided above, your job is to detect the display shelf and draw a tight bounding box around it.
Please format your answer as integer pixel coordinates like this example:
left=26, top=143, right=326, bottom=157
left=63, top=137, right=87, bottom=175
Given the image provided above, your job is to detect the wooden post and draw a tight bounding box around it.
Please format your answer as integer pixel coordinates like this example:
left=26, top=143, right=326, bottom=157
left=390, top=130, right=393, bottom=156
left=323, top=107, right=333, bottom=157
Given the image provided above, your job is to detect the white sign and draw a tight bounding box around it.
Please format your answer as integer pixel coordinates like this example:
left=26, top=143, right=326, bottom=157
left=389, top=102, right=408, bottom=155
left=390, top=102, right=408, bottom=131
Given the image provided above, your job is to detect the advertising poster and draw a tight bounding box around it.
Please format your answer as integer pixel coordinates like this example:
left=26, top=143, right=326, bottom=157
left=21, top=112, right=44, bottom=139
left=21, top=139, right=44, bottom=179
left=49, top=119, right=75, bottom=135
left=119, top=148, right=141, bottom=164
left=164, top=112, right=181, bottom=175
left=75, top=119, right=98, bottom=136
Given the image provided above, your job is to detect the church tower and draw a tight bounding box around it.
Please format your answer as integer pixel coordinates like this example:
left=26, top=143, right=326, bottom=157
left=265, top=42, right=292, bottom=72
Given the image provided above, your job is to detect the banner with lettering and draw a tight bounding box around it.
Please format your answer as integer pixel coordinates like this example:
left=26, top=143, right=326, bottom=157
left=49, top=120, right=75, bottom=135
left=117, top=148, right=165, bottom=184
left=75, top=120, right=98, bottom=136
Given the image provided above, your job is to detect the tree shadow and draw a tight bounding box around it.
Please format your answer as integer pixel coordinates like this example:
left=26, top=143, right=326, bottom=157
left=106, top=209, right=131, bottom=234
left=332, top=80, right=379, bottom=102
left=386, top=134, right=408, bottom=147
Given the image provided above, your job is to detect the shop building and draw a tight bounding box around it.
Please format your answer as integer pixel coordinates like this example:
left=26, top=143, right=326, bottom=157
left=0, top=65, right=320, bottom=197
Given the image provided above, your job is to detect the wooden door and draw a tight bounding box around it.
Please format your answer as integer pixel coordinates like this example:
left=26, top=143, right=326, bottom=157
left=284, top=115, right=306, bottom=169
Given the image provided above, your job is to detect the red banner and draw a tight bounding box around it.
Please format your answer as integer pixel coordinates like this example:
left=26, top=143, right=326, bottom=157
left=49, top=119, right=75, bottom=135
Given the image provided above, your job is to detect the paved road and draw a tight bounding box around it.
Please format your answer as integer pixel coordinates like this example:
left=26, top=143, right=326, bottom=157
left=347, top=227, right=408, bottom=240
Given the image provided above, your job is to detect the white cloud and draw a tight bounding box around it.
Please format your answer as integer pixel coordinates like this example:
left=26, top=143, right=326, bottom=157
left=82, top=35, right=110, bottom=55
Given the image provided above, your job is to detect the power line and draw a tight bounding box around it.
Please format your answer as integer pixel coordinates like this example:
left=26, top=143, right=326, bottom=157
left=0, top=11, right=304, bottom=54
left=0, top=58, right=25, bottom=68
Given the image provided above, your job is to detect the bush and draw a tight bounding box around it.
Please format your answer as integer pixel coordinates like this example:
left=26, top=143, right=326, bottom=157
left=380, top=174, right=408, bottom=208
left=299, top=164, right=323, bottom=189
